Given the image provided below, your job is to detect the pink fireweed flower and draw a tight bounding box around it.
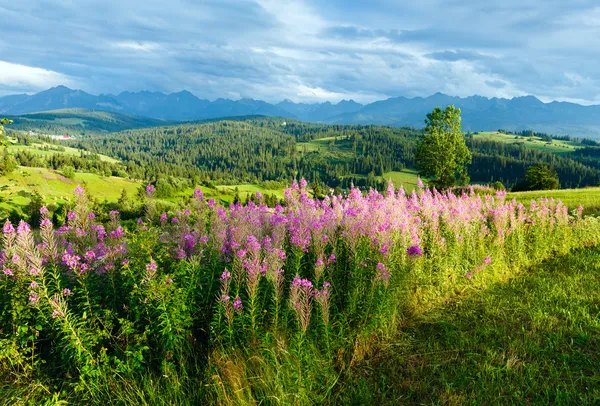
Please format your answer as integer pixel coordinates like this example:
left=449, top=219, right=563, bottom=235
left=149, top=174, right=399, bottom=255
left=246, top=235, right=261, bottom=252
left=314, top=281, right=331, bottom=326
left=74, top=186, right=85, bottom=196
left=465, top=272, right=473, bottom=279
left=3, top=268, right=13, bottom=276
left=299, top=178, right=308, bottom=189
left=328, top=254, right=336, bottom=264
left=63, top=288, right=71, bottom=296
left=121, top=259, right=129, bottom=266
left=375, top=263, right=391, bottom=285
left=193, top=189, right=204, bottom=200
left=146, top=260, right=158, bottom=272
left=417, top=177, right=424, bottom=188
left=137, top=218, right=144, bottom=225
left=483, top=256, right=492, bottom=265
left=208, top=198, right=216, bottom=208
left=110, top=226, right=125, bottom=239
left=3, top=221, right=15, bottom=234
left=233, top=296, right=243, bottom=311
left=40, top=218, right=52, bottom=227
left=145, top=184, right=155, bottom=197
left=221, top=294, right=230, bottom=302
left=78, top=263, right=90, bottom=274
left=290, top=277, right=313, bottom=333
left=84, top=251, right=96, bottom=261
left=171, top=217, right=179, bottom=224
left=67, top=211, right=77, bottom=222
left=30, top=281, right=39, bottom=289
left=29, top=292, right=39, bottom=305
left=109, top=210, right=119, bottom=218
left=17, top=221, right=30, bottom=235
left=220, top=270, right=231, bottom=280
left=40, top=206, right=49, bottom=215
left=407, top=245, right=423, bottom=257
left=62, top=253, right=81, bottom=271
left=160, top=213, right=168, bottom=224
left=255, top=191, right=263, bottom=199
left=165, top=277, right=173, bottom=286
left=87, top=212, right=96, bottom=219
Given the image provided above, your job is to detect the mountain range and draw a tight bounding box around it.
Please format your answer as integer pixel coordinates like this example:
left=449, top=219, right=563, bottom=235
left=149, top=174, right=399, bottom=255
left=2, top=86, right=600, bottom=137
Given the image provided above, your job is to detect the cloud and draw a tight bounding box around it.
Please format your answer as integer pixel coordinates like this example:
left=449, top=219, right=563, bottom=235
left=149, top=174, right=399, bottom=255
left=0, top=61, right=76, bottom=95
left=113, top=41, right=161, bottom=52
left=426, top=50, right=485, bottom=62
left=0, top=0, right=599, bottom=104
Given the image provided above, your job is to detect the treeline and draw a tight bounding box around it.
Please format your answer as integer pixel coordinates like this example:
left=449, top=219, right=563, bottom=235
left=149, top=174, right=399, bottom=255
left=497, top=128, right=600, bottom=146
left=9, top=149, right=127, bottom=178
left=64, top=117, right=600, bottom=191
left=468, top=139, right=600, bottom=188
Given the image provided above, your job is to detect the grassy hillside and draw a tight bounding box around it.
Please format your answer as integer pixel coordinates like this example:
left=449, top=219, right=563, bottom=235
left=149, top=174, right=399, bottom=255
left=508, top=187, right=600, bottom=215
left=6, top=108, right=166, bottom=135
left=7, top=139, right=119, bottom=163
left=473, top=131, right=582, bottom=155
left=0, top=166, right=140, bottom=217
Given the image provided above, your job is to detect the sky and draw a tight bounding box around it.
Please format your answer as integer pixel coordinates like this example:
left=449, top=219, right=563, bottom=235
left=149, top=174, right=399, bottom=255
left=1, top=0, right=599, bottom=104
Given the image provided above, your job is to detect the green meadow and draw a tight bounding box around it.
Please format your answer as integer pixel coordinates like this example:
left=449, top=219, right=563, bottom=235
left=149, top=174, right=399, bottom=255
left=7, top=139, right=120, bottom=163
left=0, top=166, right=140, bottom=216
left=473, top=131, right=582, bottom=155
left=508, top=187, right=600, bottom=215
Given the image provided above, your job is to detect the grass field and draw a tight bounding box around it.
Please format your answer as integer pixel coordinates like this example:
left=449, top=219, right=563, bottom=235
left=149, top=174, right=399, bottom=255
left=380, top=169, right=422, bottom=190
left=473, top=132, right=582, bottom=155
left=7, top=139, right=119, bottom=163
left=341, top=246, right=600, bottom=404
left=508, top=187, right=600, bottom=215
left=0, top=166, right=140, bottom=215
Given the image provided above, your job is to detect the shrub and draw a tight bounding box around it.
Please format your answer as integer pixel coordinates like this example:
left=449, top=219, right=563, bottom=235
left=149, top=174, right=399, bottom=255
left=62, top=165, right=76, bottom=179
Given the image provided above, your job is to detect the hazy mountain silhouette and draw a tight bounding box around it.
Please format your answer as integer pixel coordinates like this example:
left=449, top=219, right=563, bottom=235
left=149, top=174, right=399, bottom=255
left=2, top=86, right=600, bottom=137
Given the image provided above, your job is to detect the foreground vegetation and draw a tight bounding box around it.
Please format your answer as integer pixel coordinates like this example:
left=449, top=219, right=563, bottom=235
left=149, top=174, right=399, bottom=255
left=341, top=246, right=600, bottom=404
left=1, top=182, right=599, bottom=405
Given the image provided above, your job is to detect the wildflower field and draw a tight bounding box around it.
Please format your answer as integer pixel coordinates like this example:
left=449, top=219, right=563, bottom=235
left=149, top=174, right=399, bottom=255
left=1, top=181, right=599, bottom=405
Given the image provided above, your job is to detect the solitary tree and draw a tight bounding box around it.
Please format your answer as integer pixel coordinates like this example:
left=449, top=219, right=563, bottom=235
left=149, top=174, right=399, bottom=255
left=415, top=105, right=472, bottom=189
left=0, top=118, right=12, bottom=147
left=0, top=118, right=17, bottom=175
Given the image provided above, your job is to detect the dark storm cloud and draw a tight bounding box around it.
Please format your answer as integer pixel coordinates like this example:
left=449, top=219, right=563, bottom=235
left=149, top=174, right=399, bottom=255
left=0, top=0, right=599, bottom=104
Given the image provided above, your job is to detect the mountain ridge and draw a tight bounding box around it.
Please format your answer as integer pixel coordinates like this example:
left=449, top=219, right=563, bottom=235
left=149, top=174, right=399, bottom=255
left=2, top=86, right=600, bottom=137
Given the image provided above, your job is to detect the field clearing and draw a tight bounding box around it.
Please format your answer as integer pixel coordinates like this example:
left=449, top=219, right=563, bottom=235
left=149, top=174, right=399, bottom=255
left=213, top=184, right=285, bottom=202
left=0, top=166, right=140, bottom=215
left=508, top=187, right=600, bottom=215
left=474, top=131, right=581, bottom=154
left=297, top=136, right=355, bottom=153
left=380, top=169, right=422, bottom=190
left=7, top=140, right=120, bottom=163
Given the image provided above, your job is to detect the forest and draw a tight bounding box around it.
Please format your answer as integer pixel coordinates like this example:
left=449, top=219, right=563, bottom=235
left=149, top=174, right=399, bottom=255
left=64, top=117, right=600, bottom=191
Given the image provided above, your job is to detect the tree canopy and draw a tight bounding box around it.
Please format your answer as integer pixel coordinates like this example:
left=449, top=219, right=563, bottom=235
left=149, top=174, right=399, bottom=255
left=415, top=106, right=472, bottom=189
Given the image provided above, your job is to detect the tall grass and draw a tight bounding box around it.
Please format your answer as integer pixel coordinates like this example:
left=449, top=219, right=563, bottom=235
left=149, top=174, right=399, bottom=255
left=1, top=181, right=599, bottom=405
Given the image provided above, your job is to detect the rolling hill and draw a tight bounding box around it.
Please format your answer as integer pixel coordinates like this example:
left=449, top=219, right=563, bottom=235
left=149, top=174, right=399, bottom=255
left=4, top=108, right=165, bottom=134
